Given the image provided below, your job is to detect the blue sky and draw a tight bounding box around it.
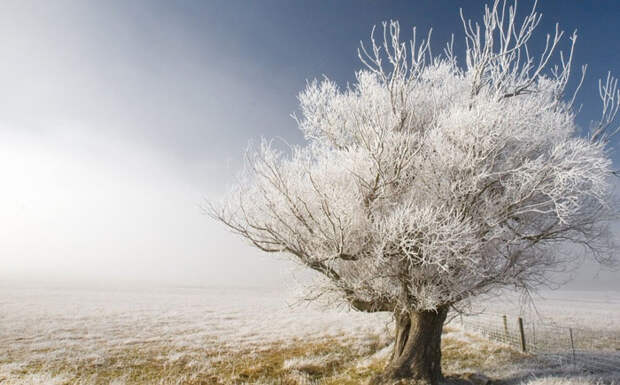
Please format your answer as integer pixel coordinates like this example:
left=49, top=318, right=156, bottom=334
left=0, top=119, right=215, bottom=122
left=0, top=0, right=619, bottom=288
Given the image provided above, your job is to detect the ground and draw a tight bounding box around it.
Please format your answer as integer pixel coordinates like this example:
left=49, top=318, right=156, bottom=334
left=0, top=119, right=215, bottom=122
left=1, top=284, right=618, bottom=384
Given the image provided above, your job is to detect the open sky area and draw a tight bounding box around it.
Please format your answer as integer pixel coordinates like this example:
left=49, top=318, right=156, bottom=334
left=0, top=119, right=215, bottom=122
left=1, top=0, right=619, bottom=289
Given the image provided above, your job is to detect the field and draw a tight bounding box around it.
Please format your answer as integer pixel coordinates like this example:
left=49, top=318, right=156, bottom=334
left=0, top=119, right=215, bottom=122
left=1, top=284, right=619, bottom=384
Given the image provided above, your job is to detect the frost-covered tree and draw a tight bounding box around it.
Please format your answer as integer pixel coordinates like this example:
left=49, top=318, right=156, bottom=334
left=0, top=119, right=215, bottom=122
left=209, top=1, right=619, bottom=384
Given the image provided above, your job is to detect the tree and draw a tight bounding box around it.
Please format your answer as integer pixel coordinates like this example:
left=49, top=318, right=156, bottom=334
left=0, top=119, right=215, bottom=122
left=208, top=1, right=619, bottom=384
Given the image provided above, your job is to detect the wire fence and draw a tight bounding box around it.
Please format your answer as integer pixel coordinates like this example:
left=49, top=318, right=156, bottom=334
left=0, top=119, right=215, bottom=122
left=457, top=312, right=620, bottom=373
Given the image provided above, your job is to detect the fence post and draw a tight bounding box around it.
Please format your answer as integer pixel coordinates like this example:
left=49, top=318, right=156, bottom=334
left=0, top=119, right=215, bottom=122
left=502, top=315, right=509, bottom=340
left=518, top=317, right=527, bottom=353
left=569, top=328, right=576, bottom=363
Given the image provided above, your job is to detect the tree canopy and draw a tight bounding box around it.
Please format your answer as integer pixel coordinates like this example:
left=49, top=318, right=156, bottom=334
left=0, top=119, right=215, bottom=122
left=210, top=1, right=618, bottom=315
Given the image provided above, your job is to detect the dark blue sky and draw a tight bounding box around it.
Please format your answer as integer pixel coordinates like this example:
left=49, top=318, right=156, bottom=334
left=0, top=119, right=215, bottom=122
left=187, top=0, right=620, bottom=152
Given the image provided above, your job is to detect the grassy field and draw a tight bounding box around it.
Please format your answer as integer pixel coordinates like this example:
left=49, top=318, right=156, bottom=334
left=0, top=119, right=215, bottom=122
left=1, top=326, right=533, bottom=384
left=1, top=285, right=618, bottom=384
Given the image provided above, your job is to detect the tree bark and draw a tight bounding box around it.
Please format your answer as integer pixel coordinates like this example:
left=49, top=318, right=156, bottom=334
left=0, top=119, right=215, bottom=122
left=370, top=307, right=448, bottom=385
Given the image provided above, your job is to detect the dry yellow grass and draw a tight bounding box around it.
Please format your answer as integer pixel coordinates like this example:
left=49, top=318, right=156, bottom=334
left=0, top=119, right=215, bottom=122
left=1, top=325, right=533, bottom=385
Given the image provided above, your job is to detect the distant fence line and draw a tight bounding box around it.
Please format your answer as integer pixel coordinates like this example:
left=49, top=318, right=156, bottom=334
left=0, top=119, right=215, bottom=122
left=457, top=312, right=620, bottom=373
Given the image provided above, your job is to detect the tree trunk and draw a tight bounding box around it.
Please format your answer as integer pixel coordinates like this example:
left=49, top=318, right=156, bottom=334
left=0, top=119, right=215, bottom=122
left=371, top=307, right=448, bottom=385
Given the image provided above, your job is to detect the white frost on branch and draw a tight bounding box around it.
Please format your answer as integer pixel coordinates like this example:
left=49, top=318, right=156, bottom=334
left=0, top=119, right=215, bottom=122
left=208, top=0, right=619, bottom=313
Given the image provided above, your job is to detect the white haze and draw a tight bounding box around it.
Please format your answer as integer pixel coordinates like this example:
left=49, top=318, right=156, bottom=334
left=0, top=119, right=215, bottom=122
left=0, top=0, right=303, bottom=288
left=0, top=126, right=302, bottom=287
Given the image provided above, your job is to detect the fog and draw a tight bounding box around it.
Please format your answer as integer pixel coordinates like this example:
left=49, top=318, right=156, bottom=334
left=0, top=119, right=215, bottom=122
left=0, top=0, right=303, bottom=288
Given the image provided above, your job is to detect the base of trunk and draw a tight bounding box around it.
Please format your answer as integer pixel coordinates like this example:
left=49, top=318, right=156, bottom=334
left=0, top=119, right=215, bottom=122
left=370, top=307, right=448, bottom=385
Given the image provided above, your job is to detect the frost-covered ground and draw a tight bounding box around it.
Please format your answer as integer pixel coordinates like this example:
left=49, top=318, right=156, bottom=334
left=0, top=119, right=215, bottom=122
left=0, top=284, right=390, bottom=351
left=463, top=290, right=620, bottom=379
left=1, top=284, right=618, bottom=384
left=0, top=284, right=391, bottom=384
left=467, top=290, right=620, bottom=353
left=471, top=290, right=620, bottom=334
